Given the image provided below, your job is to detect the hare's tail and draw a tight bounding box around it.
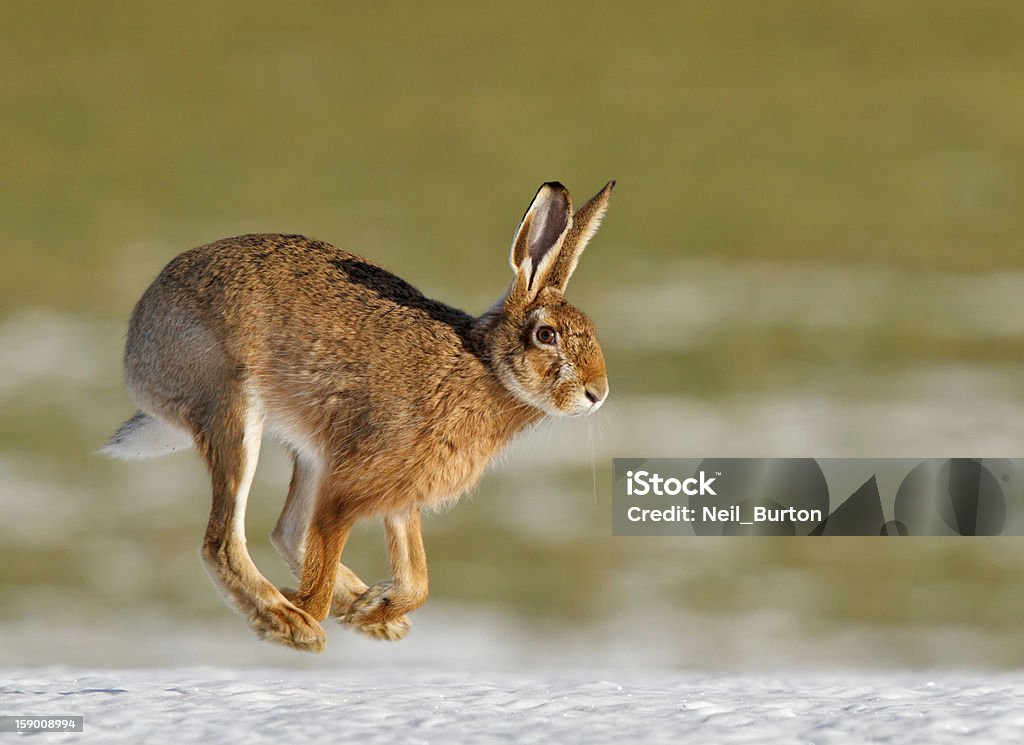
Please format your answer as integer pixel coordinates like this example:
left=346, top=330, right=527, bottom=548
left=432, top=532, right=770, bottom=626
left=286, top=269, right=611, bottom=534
left=99, top=411, right=194, bottom=460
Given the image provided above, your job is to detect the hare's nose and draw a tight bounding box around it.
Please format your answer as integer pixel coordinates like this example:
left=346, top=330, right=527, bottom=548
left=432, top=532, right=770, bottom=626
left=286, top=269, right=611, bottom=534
left=584, top=377, right=609, bottom=405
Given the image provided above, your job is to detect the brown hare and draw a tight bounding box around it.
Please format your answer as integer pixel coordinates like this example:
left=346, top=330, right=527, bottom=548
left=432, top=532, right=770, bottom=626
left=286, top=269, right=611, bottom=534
left=102, top=181, right=613, bottom=651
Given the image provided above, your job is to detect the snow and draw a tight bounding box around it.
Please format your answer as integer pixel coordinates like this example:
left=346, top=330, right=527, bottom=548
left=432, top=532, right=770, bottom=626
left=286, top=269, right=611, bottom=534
left=4, top=668, right=1023, bottom=744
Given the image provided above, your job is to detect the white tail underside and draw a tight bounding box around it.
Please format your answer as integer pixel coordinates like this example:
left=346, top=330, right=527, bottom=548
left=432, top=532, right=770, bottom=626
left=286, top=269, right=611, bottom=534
left=100, top=411, right=194, bottom=460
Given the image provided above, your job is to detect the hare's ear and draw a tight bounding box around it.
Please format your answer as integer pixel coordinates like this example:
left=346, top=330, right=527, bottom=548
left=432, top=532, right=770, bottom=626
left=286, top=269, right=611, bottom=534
left=508, top=182, right=573, bottom=304
left=543, top=180, right=615, bottom=293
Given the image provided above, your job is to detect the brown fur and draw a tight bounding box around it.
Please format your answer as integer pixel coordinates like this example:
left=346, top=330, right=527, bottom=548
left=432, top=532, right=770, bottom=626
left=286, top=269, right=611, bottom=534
left=106, top=181, right=614, bottom=651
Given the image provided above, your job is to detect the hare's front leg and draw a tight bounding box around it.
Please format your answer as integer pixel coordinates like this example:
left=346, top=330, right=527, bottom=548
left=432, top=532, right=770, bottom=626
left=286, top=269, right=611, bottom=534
left=344, top=508, right=429, bottom=639
left=198, top=402, right=325, bottom=652
left=270, top=453, right=390, bottom=629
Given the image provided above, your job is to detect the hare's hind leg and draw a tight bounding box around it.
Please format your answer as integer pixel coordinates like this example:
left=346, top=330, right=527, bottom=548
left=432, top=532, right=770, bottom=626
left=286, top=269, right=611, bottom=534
left=197, top=398, right=325, bottom=652
left=344, top=509, right=428, bottom=640
left=270, top=451, right=374, bottom=617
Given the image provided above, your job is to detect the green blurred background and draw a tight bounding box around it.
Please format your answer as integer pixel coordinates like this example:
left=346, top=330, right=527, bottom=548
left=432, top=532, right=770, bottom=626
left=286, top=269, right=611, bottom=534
left=2, top=1, right=1023, bottom=668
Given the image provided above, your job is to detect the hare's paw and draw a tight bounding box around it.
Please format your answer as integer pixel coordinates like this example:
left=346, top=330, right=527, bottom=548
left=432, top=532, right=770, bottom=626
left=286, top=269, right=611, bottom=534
left=251, top=601, right=326, bottom=653
left=344, top=580, right=402, bottom=627
left=344, top=580, right=422, bottom=640
left=349, top=615, right=411, bottom=641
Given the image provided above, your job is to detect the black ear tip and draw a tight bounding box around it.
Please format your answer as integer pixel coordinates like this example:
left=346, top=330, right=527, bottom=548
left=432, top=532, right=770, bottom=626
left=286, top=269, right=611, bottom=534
left=607, top=179, right=617, bottom=191
left=541, top=180, right=568, bottom=192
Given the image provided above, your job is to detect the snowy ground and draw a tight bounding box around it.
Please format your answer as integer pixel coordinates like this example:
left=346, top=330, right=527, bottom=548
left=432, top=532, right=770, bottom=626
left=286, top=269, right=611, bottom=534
left=4, top=668, right=1023, bottom=744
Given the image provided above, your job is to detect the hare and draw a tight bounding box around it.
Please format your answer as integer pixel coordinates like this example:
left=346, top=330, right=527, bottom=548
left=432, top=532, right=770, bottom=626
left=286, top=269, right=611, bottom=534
left=102, top=181, right=613, bottom=651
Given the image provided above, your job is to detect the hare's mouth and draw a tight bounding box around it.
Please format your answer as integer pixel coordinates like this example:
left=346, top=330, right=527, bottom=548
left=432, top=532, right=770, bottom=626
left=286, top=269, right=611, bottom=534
left=577, top=379, right=609, bottom=415
left=579, top=401, right=605, bottom=416
left=567, top=391, right=606, bottom=417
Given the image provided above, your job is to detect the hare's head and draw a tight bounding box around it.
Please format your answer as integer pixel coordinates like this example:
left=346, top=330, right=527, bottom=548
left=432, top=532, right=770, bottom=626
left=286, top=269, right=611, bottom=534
left=486, top=181, right=614, bottom=417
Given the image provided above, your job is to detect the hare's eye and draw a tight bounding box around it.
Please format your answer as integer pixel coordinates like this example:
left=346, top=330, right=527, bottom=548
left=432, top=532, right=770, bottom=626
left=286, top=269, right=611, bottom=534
left=535, top=325, right=557, bottom=345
